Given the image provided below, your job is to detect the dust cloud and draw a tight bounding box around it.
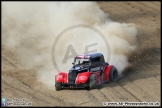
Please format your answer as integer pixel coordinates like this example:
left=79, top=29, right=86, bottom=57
left=2, top=2, right=137, bottom=89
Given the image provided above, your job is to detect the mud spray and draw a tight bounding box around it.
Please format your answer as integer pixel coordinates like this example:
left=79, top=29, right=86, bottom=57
left=2, top=2, right=137, bottom=89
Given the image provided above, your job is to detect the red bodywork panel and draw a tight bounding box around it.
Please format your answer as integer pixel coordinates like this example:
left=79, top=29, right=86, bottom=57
left=102, top=65, right=113, bottom=81
left=55, top=72, right=68, bottom=84
left=75, top=72, right=91, bottom=84
left=55, top=72, right=91, bottom=84
left=55, top=65, right=114, bottom=85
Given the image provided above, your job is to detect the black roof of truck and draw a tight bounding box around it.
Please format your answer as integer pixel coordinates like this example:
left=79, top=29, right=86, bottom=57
left=76, top=52, right=104, bottom=59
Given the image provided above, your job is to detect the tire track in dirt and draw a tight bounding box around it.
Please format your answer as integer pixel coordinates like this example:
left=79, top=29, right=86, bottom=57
left=99, top=85, right=122, bottom=102
left=86, top=89, right=111, bottom=105
left=1, top=46, right=20, bottom=67
left=117, top=77, right=153, bottom=102
left=45, top=88, right=102, bottom=106
left=2, top=81, right=52, bottom=105
left=143, top=64, right=160, bottom=75
left=2, top=75, right=74, bottom=106
left=93, top=88, right=110, bottom=102
left=2, top=56, right=17, bottom=68
left=123, top=68, right=160, bottom=102
left=103, top=82, right=140, bottom=102
left=129, top=78, right=160, bottom=102
left=76, top=90, right=100, bottom=106
left=127, top=2, right=159, bottom=12
left=139, top=2, right=160, bottom=12
left=97, top=0, right=160, bottom=100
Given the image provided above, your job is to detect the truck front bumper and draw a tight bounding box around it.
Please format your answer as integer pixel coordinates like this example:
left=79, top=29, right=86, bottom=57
left=60, top=83, right=89, bottom=89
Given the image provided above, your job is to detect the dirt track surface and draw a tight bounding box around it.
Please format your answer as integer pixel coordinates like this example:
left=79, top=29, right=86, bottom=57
left=2, top=2, right=161, bottom=106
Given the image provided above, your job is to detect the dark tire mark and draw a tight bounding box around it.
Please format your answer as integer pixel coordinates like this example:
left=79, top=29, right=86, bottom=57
left=77, top=101, right=92, bottom=106
left=2, top=56, right=17, bottom=68
left=123, top=76, right=155, bottom=98
left=84, top=90, right=100, bottom=104
left=2, top=81, right=52, bottom=105
left=116, top=83, right=141, bottom=102
left=138, top=2, right=159, bottom=12
left=2, top=77, right=74, bottom=106
left=143, top=63, right=160, bottom=73
left=97, top=89, right=111, bottom=101
left=152, top=2, right=160, bottom=6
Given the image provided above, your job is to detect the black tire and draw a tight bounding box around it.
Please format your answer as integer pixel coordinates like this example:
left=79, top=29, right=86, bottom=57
left=89, top=74, right=96, bottom=89
left=110, top=67, right=118, bottom=82
left=55, top=79, right=61, bottom=91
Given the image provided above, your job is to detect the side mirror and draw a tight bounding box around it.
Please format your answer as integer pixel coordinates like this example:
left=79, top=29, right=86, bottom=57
left=72, top=63, right=74, bottom=65
left=105, top=62, right=109, bottom=65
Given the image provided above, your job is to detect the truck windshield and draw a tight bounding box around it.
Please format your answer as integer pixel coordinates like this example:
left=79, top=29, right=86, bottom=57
left=75, top=58, right=90, bottom=66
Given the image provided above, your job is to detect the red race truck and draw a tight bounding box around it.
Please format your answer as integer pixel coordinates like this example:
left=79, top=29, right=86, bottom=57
left=55, top=52, right=118, bottom=91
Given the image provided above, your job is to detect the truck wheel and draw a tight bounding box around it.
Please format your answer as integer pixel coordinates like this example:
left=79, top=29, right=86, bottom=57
left=110, top=67, right=118, bottom=82
left=89, top=74, right=96, bottom=89
left=55, top=79, right=61, bottom=91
